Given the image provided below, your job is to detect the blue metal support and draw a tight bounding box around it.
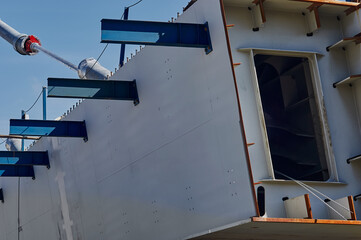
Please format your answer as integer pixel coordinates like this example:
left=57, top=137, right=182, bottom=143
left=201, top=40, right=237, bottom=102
left=0, top=151, right=49, bottom=167
left=119, top=7, right=129, bottom=67
left=101, top=19, right=213, bottom=54
left=10, top=119, right=88, bottom=141
left=0, top=165, right=35, bottom=178
left=47, top=78, right=139, bottom=105
left=21, top=110, right=25, bottom=151
left=43, top=86, right=47, bottom=120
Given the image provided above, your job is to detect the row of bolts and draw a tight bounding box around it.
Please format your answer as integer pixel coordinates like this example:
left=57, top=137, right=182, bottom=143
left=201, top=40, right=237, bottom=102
left=110, top=12, right=181, bottom=77
left=28, top=12, right=183, bottom=148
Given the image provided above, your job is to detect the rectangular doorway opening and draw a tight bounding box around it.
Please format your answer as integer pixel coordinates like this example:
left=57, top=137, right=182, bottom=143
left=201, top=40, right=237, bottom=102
left=254, top=54, right=329, bottom=181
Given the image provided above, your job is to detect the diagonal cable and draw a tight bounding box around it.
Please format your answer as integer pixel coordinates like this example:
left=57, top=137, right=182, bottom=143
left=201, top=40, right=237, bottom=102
left=24, top=89, right=44, bottom=113
left=275, top=171, right=350, bottom=220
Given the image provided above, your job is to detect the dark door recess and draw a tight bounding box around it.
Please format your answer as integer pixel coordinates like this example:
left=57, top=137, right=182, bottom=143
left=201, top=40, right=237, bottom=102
left=254, top=54, right=329, bottom=181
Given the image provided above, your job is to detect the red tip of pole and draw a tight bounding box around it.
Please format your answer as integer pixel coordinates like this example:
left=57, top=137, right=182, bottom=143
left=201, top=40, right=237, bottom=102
left=25, top=35, right=41, bottom=54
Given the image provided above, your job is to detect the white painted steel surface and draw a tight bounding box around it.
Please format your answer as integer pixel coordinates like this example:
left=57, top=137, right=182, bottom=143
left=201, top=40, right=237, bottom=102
left=224, top=0, right=361, bottom=220
left=327, top=196, right=352, bottom=220
left=0, top=1, right=256, bottom=239
left=0, top=19, right=28, bottom=55
left=284, top=195, right=309, bottom=219
left=0, top=0, right=361, bottom=239
left=77, top=58, right=111, bottom=80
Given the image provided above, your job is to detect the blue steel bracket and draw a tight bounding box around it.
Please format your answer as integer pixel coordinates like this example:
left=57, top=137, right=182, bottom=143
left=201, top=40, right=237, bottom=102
left=0, top=189, right=3, bottom=203
left=0, top=165, right=35, bottom=178
left=10, top=119, right=88, bottom=142
left=119, top=7, right=129, bottom=67
left=47, top=78, right=139, bottom=105
left=101, top=19, right=213, bottom=54
left=0, top=151, right=50, bottom=168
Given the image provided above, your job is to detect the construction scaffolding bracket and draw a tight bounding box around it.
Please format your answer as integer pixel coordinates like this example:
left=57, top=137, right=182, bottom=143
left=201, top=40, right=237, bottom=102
left=10, top=119, right=88, bottom=142
left=47, top=78, right=139, bottom=105
left=0, top=165, right=35, bottom=178
left=251, top=0, right=266, bottom=31
left=0, top=151, right=50, bottom=167
left=101, top=19, right=213, bottom=54
left=304, top=3, right=322, bottom=35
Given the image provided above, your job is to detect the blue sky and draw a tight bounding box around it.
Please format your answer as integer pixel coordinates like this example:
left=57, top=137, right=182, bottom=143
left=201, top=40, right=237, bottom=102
left=0, top=0, right=190, bottom=150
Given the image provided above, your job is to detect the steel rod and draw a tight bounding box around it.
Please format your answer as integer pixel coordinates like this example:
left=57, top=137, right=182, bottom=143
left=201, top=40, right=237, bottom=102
left=31, top=44, right=78, bottom=71
left=0, top=135, right=40, bottom=140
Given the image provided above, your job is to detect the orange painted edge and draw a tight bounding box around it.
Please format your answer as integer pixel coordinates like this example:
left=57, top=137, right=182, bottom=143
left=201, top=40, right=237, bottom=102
left=348, top=196, right=357, bottom=220
left=315, top=219, right=361, bottom=225
left=329, top=37, right=361, bottom=49
left=350, top=74, right=361, bottom=78
left=304, top=194, right=313, bottom=219
left=220, top=0, right=260, bottom=217
left=252, top=0, right=266, bottom=23
left=233, top=63, right=242, bottom=66
left=307, top=2, right=323, bottom=10
left=293, top=0, right=360, bottom=7
left=247, top=142, right=255, bottom=146
left=252, top=217, right=361, bottom=225
left=259, top=0, right=267, bottom=23
left=313, top=7, right=321, bottom=28
left=342, top=36, right=361, bottom=41
left=252, top=217, right=316, bottom=223
left=307, top=3, right=322, bottom=29
left=226, top=24, right=235, bottom=27
left=345, top=6, right=359, bottom=15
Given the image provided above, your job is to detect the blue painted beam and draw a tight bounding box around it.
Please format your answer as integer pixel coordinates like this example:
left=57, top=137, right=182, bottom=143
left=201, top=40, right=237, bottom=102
left=47, top=78, right=139, bottom=105
left=101, top=19, right=212, bottom=54
left=119, top=7, right=129, bottom=67
left=10, top=119, right=88, bottom=141
left=0, top=165, right=35, bottom=178
left=0, top=151, right=49, bottom=167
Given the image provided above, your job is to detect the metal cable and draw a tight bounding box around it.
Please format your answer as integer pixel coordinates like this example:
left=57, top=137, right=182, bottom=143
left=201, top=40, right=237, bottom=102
left=296, top=180, right=353, bottom=213
left=275, top=171, right=349, bottom=220
left=276, top=171, right=353, bottom=214
left=127, top=0, right=143, bottom=9
left=84, top=44, right=109, bottom=78
left=31, top=44, right=78, bottom=71
left=84, top=0, right=144, bottom=78
left=0, top=139, right=6, bottom=145
left=17, top=177, right=21, bottom=240
left=24, top=89, right=44, bottom=113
